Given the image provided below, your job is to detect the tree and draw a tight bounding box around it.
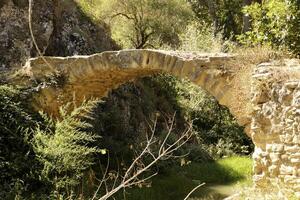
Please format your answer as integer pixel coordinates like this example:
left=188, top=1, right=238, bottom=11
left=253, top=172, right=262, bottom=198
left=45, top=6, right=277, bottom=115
left=286, top=0, right=300, bottom=55
left=238, top=0, right=300, bottom=55
left=242, top=0, right=262, bottom=33
left=188, top=0, right=244, bottom=40
left=97, top=0, right=193, bottom=48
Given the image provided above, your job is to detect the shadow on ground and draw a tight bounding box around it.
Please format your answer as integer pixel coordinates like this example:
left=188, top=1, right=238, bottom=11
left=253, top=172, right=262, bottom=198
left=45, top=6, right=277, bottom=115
left=113, top=156, right=253, bottom=200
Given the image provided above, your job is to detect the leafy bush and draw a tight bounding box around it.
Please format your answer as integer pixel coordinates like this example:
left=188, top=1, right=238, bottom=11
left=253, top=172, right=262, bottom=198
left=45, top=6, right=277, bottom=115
left=32, top=100, right=101, bottom=196
left=0, top=85, right=105, bottom=198
left=238, top=0, right=300, bottom=55
left=238, top=1, right=288, bottom=47
left=286, top=0, right=300, bottom=55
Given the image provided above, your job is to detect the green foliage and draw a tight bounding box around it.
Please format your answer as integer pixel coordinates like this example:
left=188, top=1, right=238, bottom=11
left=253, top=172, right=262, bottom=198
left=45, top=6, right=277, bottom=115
left=162, top=75, right=253, bottom=158
left=0, top=85, right=42, bottom=199
left=32, top=100, right=101, bottom=194
left=238, top=0, right=300, bottom=55
left=238, top=0, right=289, bottom=47
left=286, top=0, right=300, bottom=55
left=77, top=0, right=193, bottom=48
left=0, top=87, right=104, bottom=198
left=188, top=0, right=244, bottom=40
left=162, top=21, right=225, bottom=52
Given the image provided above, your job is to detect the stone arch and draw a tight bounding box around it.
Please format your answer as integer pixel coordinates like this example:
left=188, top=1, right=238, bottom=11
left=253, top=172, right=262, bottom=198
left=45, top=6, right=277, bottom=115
left=21, top=49, right=251, bottom=128
left=18, top=49, right=300, bottom=196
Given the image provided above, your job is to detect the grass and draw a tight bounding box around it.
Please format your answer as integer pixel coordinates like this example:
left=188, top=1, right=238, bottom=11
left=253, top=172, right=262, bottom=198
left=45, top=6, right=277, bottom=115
left=113, top=156, right=253, bottom=200
left=185, top=156, right=253, bottom=185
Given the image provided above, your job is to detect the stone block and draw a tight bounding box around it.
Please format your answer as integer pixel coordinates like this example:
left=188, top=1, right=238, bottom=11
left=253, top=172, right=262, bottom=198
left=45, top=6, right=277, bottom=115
left=269, top=153, right=281, bottom=163
left=268, top=165, right=279, bottom=177
left=291, top=158, right=300, bottom=163
left=285, top=145, right=300, bottom=153
left=293, top=135, right=300, bottom=145
left=280, top=165, right=294, bottom=175
left=272, top=144, right=284, bottom=152
left=283, top=175, right=296, bottom=183
left=284, top=81, right=299, bottom=89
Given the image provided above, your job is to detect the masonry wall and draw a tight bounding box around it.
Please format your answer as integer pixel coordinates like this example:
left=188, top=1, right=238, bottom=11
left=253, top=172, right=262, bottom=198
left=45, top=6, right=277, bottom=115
left=251, top=61, right=300, bottom=197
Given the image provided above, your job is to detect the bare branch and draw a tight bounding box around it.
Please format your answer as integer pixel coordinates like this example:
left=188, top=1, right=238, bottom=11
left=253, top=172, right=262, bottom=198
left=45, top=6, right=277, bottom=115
left=28, top=0, right=53, bottom=69
left=110, top=13, right=135, bottom=20
left=94, top=113, right=194, bottom=200
left=184, top=183, right=206, bottom=200
left=91, top=154, right=110, bottom=200
left=159, top=113, right=176, bottom=155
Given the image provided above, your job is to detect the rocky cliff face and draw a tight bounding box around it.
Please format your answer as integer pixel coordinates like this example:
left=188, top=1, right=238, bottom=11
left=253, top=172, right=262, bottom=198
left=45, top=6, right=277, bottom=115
left=0, top=0, right=119, bottom=71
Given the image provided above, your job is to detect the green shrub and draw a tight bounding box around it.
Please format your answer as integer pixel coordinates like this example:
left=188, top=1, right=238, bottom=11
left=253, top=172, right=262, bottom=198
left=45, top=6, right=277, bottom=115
left=238, top=0, right=300, bottom=55
left=32, top=100, right=101, bottom=196
left=163, top=21, right=236, bottom=53
left=286, top=0, right=300, bottom=55
left=0, top=86, right=104, bottom=198
left=238, top=1, right=288, bottom=47
left=0, top=85, right=42, bottom=199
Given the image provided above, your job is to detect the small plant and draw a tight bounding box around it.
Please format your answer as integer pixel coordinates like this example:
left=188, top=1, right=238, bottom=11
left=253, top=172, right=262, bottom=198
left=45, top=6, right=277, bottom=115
left=176, top=21, right=223, bottom=53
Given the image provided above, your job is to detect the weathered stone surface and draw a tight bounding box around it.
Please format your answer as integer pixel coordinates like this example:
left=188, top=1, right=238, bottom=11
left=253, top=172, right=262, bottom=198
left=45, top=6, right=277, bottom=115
left=16, top=50, right=249, bottom=129
left=0, top=0, right=53, bottom=70
left=251, top=59, right=300, bottom=195
left=0, top=0, right=118, bottom=71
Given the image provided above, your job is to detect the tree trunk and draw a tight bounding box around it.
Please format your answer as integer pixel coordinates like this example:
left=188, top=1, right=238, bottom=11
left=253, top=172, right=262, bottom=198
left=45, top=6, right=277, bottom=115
left=205, top=0, right=219, bottom=37
left=242, top=0, right=252, bottom=33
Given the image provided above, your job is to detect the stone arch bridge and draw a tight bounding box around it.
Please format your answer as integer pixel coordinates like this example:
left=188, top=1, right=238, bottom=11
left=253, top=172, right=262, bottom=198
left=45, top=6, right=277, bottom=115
left=19, top=49, right=300, bottom=196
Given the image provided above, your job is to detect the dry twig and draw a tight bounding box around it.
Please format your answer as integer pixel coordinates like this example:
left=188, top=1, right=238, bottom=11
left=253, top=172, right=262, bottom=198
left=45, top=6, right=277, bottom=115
left=93, top=114, right=195, bottom=200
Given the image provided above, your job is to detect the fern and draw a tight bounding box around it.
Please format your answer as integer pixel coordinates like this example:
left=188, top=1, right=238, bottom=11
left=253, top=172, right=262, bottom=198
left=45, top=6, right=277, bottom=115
left=32, top=99, right=102, bottom=192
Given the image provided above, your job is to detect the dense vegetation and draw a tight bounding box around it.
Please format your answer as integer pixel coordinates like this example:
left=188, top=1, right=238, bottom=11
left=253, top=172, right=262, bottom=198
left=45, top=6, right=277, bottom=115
left=0, top=75, right=253, bottom=199
left=1, top=0, right=299, bottom=199
left=78, top=0, right=300, bottom=55
left=0, top=86, right=44, bottom=199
